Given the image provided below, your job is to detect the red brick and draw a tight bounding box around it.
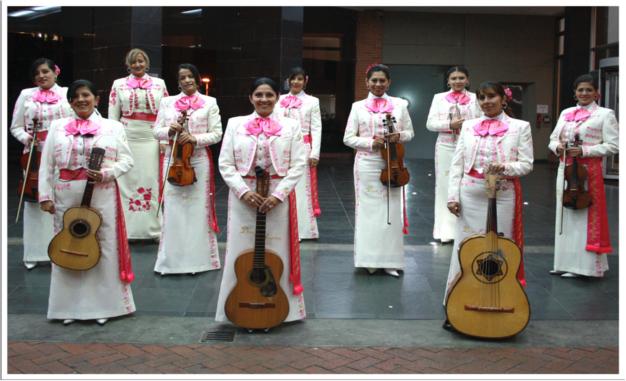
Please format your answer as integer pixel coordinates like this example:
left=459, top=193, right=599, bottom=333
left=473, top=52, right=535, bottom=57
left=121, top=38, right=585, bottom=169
left=88, top=353, right=127, bottom=366
left=110, top=343, right=145, bottom=357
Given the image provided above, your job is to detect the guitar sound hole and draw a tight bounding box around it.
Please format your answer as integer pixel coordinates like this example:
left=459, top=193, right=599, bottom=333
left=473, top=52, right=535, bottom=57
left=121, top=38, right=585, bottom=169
left=250, top=268, right=266, bottom=285
left=69, top=219, right=90, bottom=238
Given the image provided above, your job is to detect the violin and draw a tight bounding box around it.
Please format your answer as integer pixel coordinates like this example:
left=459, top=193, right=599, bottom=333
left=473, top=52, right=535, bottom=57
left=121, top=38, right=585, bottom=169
left=16, top=118, right=43, bottom=223
left=379, top=113, right=410, bottom=188
left=562, top=134, right=591, bottom=210
left=166, top=110, right=197, bottom=186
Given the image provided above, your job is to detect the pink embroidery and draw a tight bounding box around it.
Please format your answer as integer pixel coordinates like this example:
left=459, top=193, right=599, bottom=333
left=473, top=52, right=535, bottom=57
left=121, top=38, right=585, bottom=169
left=128, top=187, right=153, bottom=212
left=109, top=88, right=117, bottom=106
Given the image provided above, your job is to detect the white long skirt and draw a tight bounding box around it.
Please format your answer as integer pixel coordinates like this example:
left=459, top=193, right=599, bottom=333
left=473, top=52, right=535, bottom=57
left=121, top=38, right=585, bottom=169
left=215, top=178, right=306, bottom=323
left=552, top=162, right=608, bottom=276
left=22, top=201, right=54, bottom=262
left=155, top=149, right=220, bottom=274
left=118, top=118, right=161, bottom=239
left=433, top=134, right=458, bottom=241
left=48, top=179, right=135, bottom=320
left=443, top=176, right=515, bottom=304
left=295, top=143, right=319, bottom=239
left=353, top=152, right=404, bottom=269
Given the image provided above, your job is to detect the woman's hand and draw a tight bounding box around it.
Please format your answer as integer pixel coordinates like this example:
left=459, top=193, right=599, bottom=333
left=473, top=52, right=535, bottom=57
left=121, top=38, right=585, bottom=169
left=258, top=195, right=281, bottom=214
left=242, top=191, right=265, bottom=209
left=40, top=200, right=56, bottom=214
left=309, top=158, right=319, bottom=167
left=485, top=163, right=506, bottom=175
left=168, top=122, right=183, bottom=137
left=385, top=132, right=401, bottom=144
left=87, top=169, right=105, bottom=183
left=447, top=201, right=461, bottom=217
left=178, top=131, right=197, bottom=145
left=567, top=146, right=583, bottom=158
left=372, top=137, right=385, bottom=150
left=555, top=143, right=565, bottom=156
left=449, top=118, right=464, bottom=131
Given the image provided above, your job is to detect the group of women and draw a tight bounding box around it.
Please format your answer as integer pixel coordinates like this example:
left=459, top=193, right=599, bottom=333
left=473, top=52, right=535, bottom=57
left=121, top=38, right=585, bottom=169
left=10, top=49, right=618, bottom=328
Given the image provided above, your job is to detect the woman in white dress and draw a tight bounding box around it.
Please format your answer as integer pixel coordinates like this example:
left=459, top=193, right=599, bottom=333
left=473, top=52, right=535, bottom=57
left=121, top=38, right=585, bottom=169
left=426, top=66, right=481, bottom=243
left=444, top=81, right=533, bottom=322
left=215, top=77, right=307, bottom=324
left=343, top=64, right=414, bottom=277
left=153, top=63, right=222, bottom=275
left=548, top=74, right=618, bottom=278
left=39, top=79, right=135, bottom=325
left=109, top=48, right=168, bottom=240
left=11, top=58, right=73, bottom=269
left=276, top=67, right=322, bottom=240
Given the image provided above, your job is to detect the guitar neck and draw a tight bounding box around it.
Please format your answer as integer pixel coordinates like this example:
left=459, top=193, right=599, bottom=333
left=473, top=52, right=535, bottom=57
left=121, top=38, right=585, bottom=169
left=486, top=197, right=498, bottom=234
left=253, top=211, right=267, bottom=269
left=81, top=147, right=105, bottom=208
left=81, top=181, right=96, bottom=207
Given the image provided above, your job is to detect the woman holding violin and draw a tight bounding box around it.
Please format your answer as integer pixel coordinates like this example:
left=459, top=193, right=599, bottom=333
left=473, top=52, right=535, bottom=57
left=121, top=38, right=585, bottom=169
left=109, top=48, right=168, bottom=241
left=426, top=66, right=481, bottom=243
left=343, top=64, right=414, bottom=277
left=215, top=77, right=307, bottom=324
left=153, top=63, right=222, bottom=275
left=39, top=79, right=135, bottom=325
left=11, top=57, right=72, bottom=269
left=276, top=67, right=322, bottom=240
left=548, top=74, right=618, bottom=278
left=445, top=81, right=533, bottom=307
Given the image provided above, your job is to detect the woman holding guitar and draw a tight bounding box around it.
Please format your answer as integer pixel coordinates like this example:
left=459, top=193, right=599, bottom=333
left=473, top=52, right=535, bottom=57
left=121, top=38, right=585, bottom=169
left=343, top=64, right=414, bottom=277
left=39, top=79, right=135, bottom=326
left=426, top=66, right=481, bottom=244
left=11, top=57, right=72, bottom=269
left=444, top=81, right=533, bottom=324
left=153, top=63, right=223, bottom=275
left=215, top=77, right=307, bottom=327
left=549, top=74, right=618, bottom=278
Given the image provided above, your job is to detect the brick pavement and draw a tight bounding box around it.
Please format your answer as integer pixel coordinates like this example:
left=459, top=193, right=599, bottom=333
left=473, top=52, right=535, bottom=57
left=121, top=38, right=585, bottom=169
left=8, top=341, right=618, bottom=374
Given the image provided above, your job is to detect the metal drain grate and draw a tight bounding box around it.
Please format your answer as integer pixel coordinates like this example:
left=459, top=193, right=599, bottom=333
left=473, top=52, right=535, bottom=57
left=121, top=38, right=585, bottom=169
left=200, top=328, right=235, bottom=342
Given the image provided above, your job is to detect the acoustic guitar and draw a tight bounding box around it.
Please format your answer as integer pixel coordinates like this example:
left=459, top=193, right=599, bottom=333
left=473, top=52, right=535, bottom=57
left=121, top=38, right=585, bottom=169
left=48, top=147, right=105, bottom=271
left=225, top=166, right=289, bottom=330
left=445, top=173, right=530, bottom=339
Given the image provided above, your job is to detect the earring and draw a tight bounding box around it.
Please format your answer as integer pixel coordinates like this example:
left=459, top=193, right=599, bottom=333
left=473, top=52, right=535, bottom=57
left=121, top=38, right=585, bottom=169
left=127, top=68, right=131, bottom=73
left=177, top=84, right=182, bottom=91
left=447, top=83, right=451, bottom=88
left=502, top=103, right=508, bottom=110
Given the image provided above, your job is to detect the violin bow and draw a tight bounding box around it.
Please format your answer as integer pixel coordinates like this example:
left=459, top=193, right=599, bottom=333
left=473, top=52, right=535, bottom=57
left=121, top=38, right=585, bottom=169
left=15, top=118, right=40, bottom=223
left=558, top=139, right=569, bottom=235
left=157, top=111, right=187, bottom=217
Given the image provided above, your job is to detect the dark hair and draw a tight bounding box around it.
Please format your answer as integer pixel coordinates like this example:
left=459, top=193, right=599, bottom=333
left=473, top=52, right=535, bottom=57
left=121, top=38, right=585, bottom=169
left=573, top=74, right=598, bottom=91
left=366, top=64, right=391, bottom=80
left=476, top=81, right=514, bottom=117
left=177, top=63, right=202, bottom=89
left=250, top=77, right=279, bottom=96
left=30, top=57, right=56, bottom=80
left=67, top=79, right=98, bottom=102
left=446, top=66, right=470, bottom=80
left=288, top=67, right=307, bottom=82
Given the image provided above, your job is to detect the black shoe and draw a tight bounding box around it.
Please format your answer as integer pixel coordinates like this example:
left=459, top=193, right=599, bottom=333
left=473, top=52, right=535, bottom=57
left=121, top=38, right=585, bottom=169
left=442, top=319, right=454, bottom=331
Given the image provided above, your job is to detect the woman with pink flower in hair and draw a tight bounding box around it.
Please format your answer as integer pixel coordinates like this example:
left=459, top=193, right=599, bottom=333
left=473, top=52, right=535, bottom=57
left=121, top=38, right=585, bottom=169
left=549, top=74, right=618, bottom=278
left=153, top=63, right=222, bottom=275
left=276, top=67, right=322, bottom=240
left=109, top=48, right=168, bottom=241
left=426, top=66, right=481, bottom=244
left=343, top=64, right=414, bottom=277
left=443, top=81, right=533, bottom=319
left=11, top=57, right=72, bottom=269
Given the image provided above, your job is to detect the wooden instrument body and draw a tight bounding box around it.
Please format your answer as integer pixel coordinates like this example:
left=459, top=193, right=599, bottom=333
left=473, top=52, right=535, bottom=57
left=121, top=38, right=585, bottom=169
left=167, top=111, right=197, bottom=187
left=48, top=206, right=102, bottom=271
left=379, top=113, right=410, bottom=187
left=446, top=232, right=530, bottom=339
left=18, top=149, right=41, bottom=202
left=563, top=135, right=591, bottom=209
left=225, top=248, right=289, bottom=329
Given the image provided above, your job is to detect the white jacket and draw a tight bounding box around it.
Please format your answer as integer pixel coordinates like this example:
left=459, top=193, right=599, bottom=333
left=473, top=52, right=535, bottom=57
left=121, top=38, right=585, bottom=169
left=219, top=112, right=306, bottom=202
left=448, top=113, right=534, bottom=203
left=276, top=92, right=322, bottom=160
left=425, top=90, right=481, bottom=133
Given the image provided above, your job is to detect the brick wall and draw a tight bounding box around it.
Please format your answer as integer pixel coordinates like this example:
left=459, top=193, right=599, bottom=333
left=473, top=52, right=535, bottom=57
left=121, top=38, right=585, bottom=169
left=354, top=11, right=384, bottom=100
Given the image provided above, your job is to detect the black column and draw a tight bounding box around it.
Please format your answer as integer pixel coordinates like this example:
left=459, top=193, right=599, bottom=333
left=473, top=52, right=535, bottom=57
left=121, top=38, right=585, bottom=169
left=560, top=7, right=592, bottom=110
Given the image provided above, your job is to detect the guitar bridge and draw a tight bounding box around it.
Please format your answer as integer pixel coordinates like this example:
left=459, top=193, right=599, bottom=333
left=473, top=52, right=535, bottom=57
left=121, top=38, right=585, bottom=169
left=239, top=302, right=276, bottom=309
left=464, top=305, right=514, bottom=313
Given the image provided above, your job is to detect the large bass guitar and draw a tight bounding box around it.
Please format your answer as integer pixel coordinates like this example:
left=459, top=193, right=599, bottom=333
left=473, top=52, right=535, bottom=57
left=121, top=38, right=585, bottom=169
left=48, top=147, right=105, bottom=271
left=445, top=173, right=530, bottom=339
left=225, top=167, right=289, bottom=330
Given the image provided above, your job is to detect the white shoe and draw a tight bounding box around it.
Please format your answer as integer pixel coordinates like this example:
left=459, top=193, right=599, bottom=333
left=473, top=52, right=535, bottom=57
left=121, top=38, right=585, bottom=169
left=366, top=268, right=377, bottom=274
left=96, top=318, right=108, bottom=325
left=561, top=272, right=579, bottom=278
left=24, top=262, right=37, bottom=270
left=63, top=319, right=74, bottom=325
left=385, top=269, right=400, bottom=277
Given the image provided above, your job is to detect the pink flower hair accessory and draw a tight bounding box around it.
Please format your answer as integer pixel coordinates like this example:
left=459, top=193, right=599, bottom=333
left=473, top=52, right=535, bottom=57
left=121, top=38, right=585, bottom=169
left=54, top=65, right=61, bottom=76
left=365, top=63, right=380, bottom=76
left=504, top=87, right=513, bottom=101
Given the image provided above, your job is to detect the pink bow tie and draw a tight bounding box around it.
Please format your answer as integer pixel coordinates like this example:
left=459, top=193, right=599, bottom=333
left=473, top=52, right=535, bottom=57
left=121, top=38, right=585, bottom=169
left=445, top=91, right=470, bottom=105
left=174, top=95, right=205, bottom=112
left=245, top=117, right=282, bottom=137
left=280, top=95, right=303, bottom=109
left=365, top=97, right=394, bottom=114
left=473, top=119, right=509, bottom=137
left=126, top=76, right=153, bottom=90
left=564, top=108, right=591, bottom=122
left=33, top=89, right=61, bottom=104
left=64, top=119, right=100, bottom=136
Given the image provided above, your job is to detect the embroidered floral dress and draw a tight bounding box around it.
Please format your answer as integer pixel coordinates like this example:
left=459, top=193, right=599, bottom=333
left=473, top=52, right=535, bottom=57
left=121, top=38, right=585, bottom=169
left=11, top=84, right=72, bottom=264
left=109, top=74, right=168, bottom=239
